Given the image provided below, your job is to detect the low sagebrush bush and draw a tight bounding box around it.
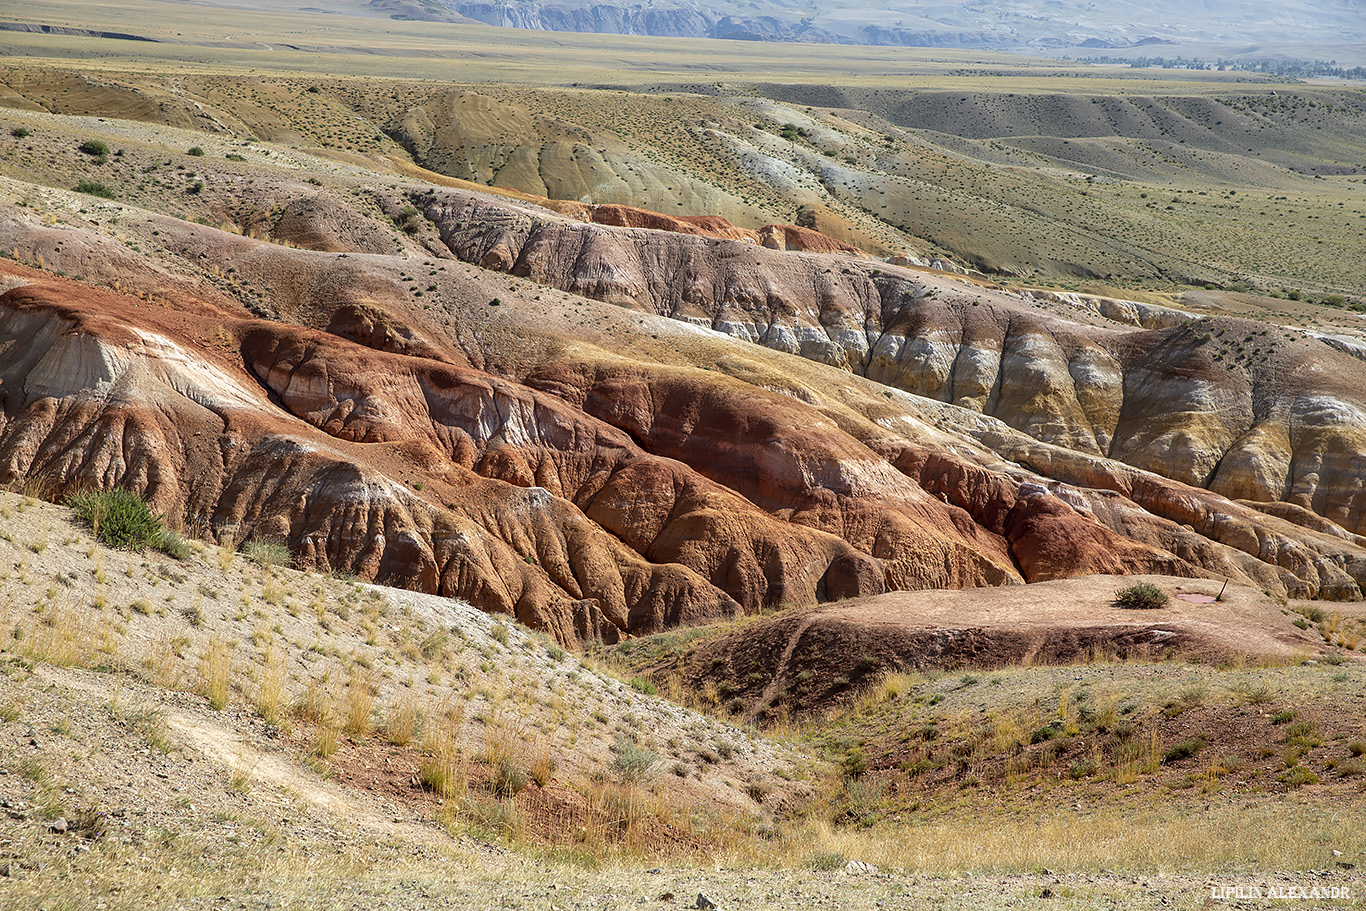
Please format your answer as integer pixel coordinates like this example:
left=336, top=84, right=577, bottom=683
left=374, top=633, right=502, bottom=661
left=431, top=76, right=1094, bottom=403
left=158, top=530, right=192, bottom=560
left=79, top=139, right=109, bottom=160
left=610, top=732, right=657, bottom=783
left=1115, top=582, right=1169, bottom=609
left=75, top=179, right=115, bottom=199
left=492, top=756, right=529, bottom=798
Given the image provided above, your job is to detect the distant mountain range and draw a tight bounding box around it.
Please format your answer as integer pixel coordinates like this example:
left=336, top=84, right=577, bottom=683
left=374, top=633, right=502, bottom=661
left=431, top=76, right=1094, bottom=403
left=430, top=0, right=1365, bottom=56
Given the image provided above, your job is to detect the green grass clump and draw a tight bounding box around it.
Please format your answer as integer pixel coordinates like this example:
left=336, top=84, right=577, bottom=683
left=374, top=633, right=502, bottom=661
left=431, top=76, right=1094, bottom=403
left=75, top=179, right=116, bottom=199
left=1281, top=766, right=1319, bottom=788
left=67, top=488, right=183, bottom=557
left=1162, top=737, right=1205, bottom=764
left=1114, top=582, right=1169, bottom=609
left=241, top=538, right=291, bottom=568
left=187, top=146, right=205, bottom=156
left=158, top=530, right=193, bottom=560
left=806, top=851, right=848, bottom=871
left=11, top=127, right=30, bottom=139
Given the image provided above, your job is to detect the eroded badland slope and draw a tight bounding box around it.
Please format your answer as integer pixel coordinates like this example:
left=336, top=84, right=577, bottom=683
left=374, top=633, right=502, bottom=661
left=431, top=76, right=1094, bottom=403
left=0, top=102, right=1364, bottom=648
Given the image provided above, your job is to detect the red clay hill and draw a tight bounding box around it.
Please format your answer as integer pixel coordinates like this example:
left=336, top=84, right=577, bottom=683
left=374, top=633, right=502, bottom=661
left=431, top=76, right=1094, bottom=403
left=2, top=164, right=1365, bottom=645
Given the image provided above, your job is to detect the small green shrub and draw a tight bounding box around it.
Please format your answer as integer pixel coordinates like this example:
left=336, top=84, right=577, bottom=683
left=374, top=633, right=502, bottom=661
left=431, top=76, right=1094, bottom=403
left=1068, top=760, right=1096, bottom=779
left=79, top=139, right=109, bottom=160
left=629, top=677, right=657, bottom=696
left=1030, top=724, right=1059, bottom=744
left=158, top=530, right=192, bottom=560
left=841, top=746, right=868, bottom=779
left=11, top=127, right=30, bottom=139
left=395, top=206, right=423, bottom=234
left=75, top=180, right=116, bottom=199
left=187, top=146, right=204, bottom=157
left=1115, top=582, right=1169, bottom=609
left=1284, top=720, right=1317, bottom=742
left=225, top=152, right=246, bottom=161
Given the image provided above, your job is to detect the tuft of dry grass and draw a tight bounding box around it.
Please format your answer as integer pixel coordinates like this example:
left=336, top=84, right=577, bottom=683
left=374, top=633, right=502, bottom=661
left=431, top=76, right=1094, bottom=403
left=343, top=666, right=376, bottom=738
left=383, top=690, right=420, bottom=746
left=254, top=645, right=287, bottom=724
left=528, top=733, right=558, bottom=788
left=419, top=696, right=469, bottom=799
left=312, top=723, right=340, bottom=759
left=197, top=634, right=233, bottom=711
left=20, top=598, right=96, bottom=668
left=145, top=630, right=187, bottom=688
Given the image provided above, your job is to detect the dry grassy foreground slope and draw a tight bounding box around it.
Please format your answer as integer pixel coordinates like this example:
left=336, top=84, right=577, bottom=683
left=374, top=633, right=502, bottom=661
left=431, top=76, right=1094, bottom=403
left=1, top=491, right=1365, bottom=909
